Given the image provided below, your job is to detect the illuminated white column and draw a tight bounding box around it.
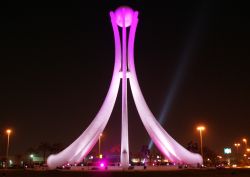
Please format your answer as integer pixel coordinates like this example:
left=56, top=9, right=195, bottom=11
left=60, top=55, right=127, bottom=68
left=120, top=9, right=129, bottom=168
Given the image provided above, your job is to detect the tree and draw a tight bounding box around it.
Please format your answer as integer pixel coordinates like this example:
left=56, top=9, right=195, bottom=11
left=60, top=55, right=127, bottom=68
left=50, top=143, right=63, bottom=154
left=186, top=141, right=199, bottom=153
left=26, top=147, right=38, bottom=155
left=140, top=145, right=150, bottom=159
left=109, top=144, right=120, bottom=154
left=203, top=146, right=218, bottom=166
left=37, top=142, right=51, bottom=164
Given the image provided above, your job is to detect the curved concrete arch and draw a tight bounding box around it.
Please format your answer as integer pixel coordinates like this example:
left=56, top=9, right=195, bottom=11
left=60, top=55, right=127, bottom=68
left=47, top=12, right=122, bottom=169
left=127, top=12, right=203, bottom=165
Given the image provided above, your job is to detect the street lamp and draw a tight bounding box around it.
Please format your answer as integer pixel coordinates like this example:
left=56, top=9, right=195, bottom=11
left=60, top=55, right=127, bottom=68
left=234, top=143, right=240, bottom=163
left=197, top=126, right=205, bottom=159
left=234, top=143, right=241, bottom=153
left=6, top=129, right=12, bottom=167
left=30, top=154, right=34, bottom=166
left=242, top=138, right=248, bottom=149
left=98, top=133, right=103, bottom=158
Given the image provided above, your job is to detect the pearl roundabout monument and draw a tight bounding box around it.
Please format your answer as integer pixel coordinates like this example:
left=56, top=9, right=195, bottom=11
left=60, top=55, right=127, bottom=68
left=47, top=6, right=203, bottom=169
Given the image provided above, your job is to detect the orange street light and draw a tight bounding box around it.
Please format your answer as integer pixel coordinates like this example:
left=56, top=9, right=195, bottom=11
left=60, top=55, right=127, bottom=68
left=234, top=143, right=240, bottom=151
left=234, top=143, right=240, bottom=147
left=98, top=133, right=103, bottom=157
left=6, top=129, right=12, bottom=134
left=243, top=138, right=247, bottom=143
left=242, top=138, right=248, bottom=149
left=197, top=126, right=205, bottom=131
left=217, top=155, right=222, bottom=159
left=6, top=129, right=12, bottom=166
left=234, top=143, right=241, bottom=162
left=197, top=126, right=205, bottom=158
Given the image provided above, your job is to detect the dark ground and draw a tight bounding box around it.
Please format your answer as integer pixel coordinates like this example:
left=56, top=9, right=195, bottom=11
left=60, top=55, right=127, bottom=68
left=1, top=169, right=250, bottom=177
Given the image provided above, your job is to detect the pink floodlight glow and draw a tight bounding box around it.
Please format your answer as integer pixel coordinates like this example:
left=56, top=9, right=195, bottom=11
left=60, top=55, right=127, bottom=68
left=100, top=162, right=105, bottom=168
left=114, top=6, right=134, bottom=27
left=99, top=160, right=107, bottom=169
left=47, top=6, right=203, bottom=169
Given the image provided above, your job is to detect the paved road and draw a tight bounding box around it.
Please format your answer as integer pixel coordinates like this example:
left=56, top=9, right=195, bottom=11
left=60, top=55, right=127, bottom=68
left=1, top=169, right=250, bottom=177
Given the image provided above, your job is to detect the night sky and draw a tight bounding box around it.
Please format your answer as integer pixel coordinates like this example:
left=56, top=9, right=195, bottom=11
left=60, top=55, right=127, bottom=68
left=0, top=0, right=249, bottom=157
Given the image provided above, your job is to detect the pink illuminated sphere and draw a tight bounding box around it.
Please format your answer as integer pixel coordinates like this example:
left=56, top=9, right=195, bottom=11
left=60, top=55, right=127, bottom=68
left=114, top=6, right=134, bottom=27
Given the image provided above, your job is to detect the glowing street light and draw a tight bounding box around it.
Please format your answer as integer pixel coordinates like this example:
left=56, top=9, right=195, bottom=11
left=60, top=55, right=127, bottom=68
left=197, top=126, right=205, bottom=159
left=217, top=155, right=222, bottom=159
left=6, top=129, right=12, bottom=166
left=234, top=143, right=241, bottom=151
left=98, top=133, right=103, bottom=158
left=29, top=154, right=34, bottom=166
left=234, top=143, right=241, bottom=162
left=242, top=138, right=248, bottom=149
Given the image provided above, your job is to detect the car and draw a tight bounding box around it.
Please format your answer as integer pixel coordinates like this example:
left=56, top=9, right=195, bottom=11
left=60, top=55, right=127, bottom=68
left=56, top=163, right=71, bottom=170
left=231, top=164, right=237, bottom=168
left=216, top=164, right=225, bottom=169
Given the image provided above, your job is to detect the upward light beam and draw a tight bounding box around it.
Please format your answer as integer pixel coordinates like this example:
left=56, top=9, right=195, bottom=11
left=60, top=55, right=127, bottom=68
left=47, top=6, right=203, bottom=169
left=149, top=1, right=211, bottom=150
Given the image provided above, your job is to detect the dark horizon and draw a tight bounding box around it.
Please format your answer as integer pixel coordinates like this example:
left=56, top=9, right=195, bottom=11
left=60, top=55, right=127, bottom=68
left=0, top=0, right=249, bottom=157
